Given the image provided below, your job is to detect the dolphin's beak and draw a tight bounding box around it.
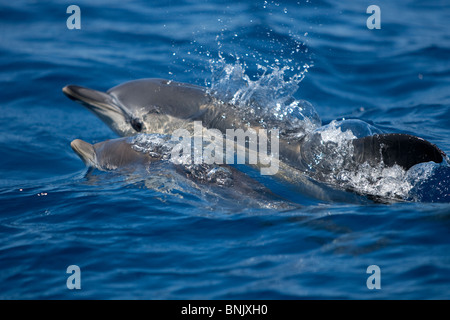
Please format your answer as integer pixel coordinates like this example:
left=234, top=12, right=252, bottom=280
left=71, top=139, right=97, bottom=167
left=63, top=85, right=113, bottom=106
left=63, top=85, right=131, bottom=135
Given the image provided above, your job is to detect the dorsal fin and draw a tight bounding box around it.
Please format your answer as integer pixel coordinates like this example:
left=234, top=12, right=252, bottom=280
left=352, top=133, right=446, bottom=170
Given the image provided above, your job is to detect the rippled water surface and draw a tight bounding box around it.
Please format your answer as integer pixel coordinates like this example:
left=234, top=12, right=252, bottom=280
left=1, top=0, right=450, bottom=299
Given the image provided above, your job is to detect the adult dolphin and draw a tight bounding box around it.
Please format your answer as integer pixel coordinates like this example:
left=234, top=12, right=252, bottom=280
left=63, top=79, right=446, bottom=172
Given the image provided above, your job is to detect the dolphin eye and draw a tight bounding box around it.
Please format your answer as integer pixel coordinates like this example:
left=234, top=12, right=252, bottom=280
left=130, top=118, right=143, bottom=132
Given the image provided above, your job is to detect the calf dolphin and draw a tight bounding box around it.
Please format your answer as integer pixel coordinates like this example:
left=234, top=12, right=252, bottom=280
left=63, top=79, right=446, bottom=174
left=71, top=134, right=272, bottom=188
left=70, top=134, right=299, bottom=207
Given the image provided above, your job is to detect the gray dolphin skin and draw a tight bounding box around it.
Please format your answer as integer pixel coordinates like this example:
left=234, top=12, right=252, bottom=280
left=64, top=78, right=446, bottom=173
left=71, top=137, right=154, bottom=170
left=63, top=79, right=213, bottom=136
left=70, top=135, right=299, bottom=206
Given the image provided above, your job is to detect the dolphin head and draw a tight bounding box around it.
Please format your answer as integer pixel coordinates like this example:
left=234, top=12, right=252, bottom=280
left=71, top=137, right=155, bottom=170
left=63, top=79, right=210, bottom=137
left=63, top=85, right=143, bottom=136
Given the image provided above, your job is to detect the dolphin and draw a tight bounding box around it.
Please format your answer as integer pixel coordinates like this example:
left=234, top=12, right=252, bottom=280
left=70, top=134, right=257, bottom=187
left=70, top=134, right=300, bottom=207
left=64, top=78, right=446, bottom=174
left=65, top=79, right=448, bottom=201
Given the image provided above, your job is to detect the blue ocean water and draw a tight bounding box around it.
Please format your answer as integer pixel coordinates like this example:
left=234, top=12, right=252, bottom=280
left=1, top=0, right=450, bottom=299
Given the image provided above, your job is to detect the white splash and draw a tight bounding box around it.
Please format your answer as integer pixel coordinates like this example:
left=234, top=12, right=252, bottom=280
left=207, top=55, right=320, bottom=140
left=300, top=121, right=440, bottom=200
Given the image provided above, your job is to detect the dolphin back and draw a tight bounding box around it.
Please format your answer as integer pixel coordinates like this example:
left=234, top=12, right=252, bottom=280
left=107, top=79, right=212, bottom=118
left=352, top=133, right=446, bottom=170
